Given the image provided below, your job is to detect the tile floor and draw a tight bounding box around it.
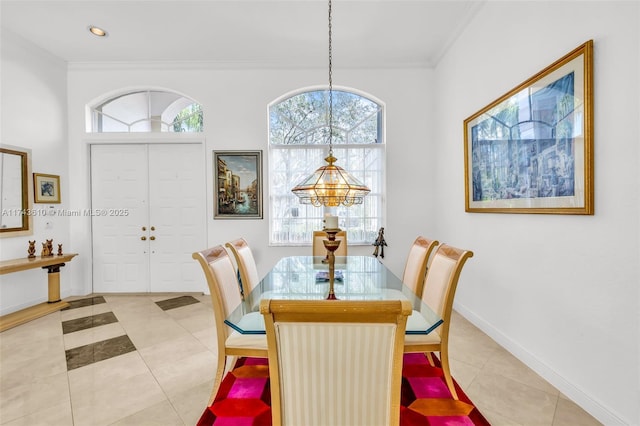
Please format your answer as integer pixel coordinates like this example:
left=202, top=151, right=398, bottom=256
left=0, top=294, right=602, bottom=426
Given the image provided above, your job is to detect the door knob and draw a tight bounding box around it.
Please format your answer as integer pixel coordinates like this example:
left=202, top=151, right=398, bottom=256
left=150, top=226, right=155, bottom=231
left=141, top=236, right=147, bottom=241
left=150, top=236, right=156, bottom=241
left=142, top=226, right=146, bottom=231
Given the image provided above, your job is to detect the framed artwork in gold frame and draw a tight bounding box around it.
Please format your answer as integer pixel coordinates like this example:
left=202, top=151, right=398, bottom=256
left=214, top=150, right=263, bottom=219
left=33, top=173, right=61, bottom=204
left=464, top=40, right=593, bottom=215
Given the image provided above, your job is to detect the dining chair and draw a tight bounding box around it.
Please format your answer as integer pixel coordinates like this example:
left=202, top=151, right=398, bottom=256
left=192, top=246, right=267, bottom=404
left=404, top=243, right=474, bottom=400
left=401, top=236, right=439, bottom=300
left=312, top=230, right=347, bottom=257
left=260, top=299, right=411, bottom=426
left=225, top=237, right=260, bottom=299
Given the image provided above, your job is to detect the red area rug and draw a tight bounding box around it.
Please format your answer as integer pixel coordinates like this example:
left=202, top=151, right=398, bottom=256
left=198, top=353, right=490, bottom=425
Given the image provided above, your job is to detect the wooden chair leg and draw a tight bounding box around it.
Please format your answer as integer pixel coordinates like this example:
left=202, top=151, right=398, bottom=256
left=440, top=348, right=458, bottom=400
left=425, top=351, right=435, bottom=367
left=208, top=355, right=228, bottom=405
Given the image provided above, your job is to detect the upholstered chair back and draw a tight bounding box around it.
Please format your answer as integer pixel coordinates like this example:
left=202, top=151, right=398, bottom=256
left=226, top=238, right=260, bottom=298
left=401, top=236, right=439, bottom=299
left=193, top=246, right=240, bottom=341
left=422, top=244, right=472, bottom=322
left=261, top=299, right=411, bottom=426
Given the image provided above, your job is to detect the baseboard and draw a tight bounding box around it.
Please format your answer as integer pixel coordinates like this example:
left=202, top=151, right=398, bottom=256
left=453, top=302, right=628, bottom=426
left=0, top=296, right=48, bottom=317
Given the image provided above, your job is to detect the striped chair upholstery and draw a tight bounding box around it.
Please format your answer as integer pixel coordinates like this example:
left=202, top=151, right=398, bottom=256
left=261, top=299, right=411, bottom=426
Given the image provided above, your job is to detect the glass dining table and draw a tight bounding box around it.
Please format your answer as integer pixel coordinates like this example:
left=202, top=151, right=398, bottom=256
left=225, top=255, right=443, bottom=335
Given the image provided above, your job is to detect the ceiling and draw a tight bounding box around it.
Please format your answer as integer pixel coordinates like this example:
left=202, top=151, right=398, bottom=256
left=1, top=0, right=484, bottom=68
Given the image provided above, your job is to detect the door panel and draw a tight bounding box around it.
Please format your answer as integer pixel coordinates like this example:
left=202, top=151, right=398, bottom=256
left=148, top=144, right=206, bottom=292
left=91, top=144, right=150, bottom=293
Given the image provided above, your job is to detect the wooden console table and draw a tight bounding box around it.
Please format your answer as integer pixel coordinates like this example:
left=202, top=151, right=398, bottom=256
left=0, top=253, right=78, bottom=332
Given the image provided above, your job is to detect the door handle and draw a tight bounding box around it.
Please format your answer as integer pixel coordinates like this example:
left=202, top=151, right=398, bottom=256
left=141, top=236, right=147, bottom=241
left=150, top=226, right=155, bottom=231
left=150, top=236, right=156, bottom=241
left=142, top=226, right=146, bottom=231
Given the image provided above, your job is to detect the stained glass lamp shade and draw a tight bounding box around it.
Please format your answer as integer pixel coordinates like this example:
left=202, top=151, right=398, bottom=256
left=291, top=154, right=370, bottom=207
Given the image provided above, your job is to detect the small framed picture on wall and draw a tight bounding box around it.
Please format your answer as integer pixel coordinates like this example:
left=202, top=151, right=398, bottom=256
left=33, top=173, right=61, bottom=203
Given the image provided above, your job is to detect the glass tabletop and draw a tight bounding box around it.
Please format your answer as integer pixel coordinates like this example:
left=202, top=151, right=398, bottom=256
left=225, top=255, right=443, bottom=335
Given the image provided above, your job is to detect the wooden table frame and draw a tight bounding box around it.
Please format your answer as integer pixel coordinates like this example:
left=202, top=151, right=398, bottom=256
left=0, top=253, right=78, bottom=332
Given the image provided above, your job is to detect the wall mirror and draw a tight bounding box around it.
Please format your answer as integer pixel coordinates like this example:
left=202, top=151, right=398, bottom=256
left=0, top=145, right=33, bottom=237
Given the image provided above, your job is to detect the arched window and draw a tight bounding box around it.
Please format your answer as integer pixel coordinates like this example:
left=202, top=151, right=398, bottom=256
left=269, top=88, right=384, bottom=245
left=89, top=90, right=202, bottom=132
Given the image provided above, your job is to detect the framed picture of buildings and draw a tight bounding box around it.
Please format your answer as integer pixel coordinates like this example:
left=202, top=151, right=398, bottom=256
left=464, top=40, right=593, bottom=215
left=214, top=150, right=263, bottom=219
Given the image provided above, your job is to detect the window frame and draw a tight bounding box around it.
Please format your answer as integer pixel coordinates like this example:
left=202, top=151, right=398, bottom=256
left=88, top=89, right=203, bottom=133
left=268, top=86, right=386, bottom=246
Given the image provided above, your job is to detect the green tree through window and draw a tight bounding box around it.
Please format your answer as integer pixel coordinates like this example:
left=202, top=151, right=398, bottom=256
left=173, top=104, right=203, bottom=132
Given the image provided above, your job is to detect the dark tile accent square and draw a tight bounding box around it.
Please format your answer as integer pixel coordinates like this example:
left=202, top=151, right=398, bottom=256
left=155, top=295, right=200, bottom=311
left=62, top=312, right=118, bottom=334
left=66, top=335, right=136, bottom=371
left=63, top=296, right=106, bottom=310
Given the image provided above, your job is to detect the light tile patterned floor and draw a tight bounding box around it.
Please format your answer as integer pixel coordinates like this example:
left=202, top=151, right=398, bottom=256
left=0, top=294, right=602, bottom=425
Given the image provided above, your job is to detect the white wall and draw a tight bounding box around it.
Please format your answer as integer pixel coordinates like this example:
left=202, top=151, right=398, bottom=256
left=65, top=65, right=435, bottom=296
left=434, top=1, right=639, bottom=424
left=0, top=29, right=71, bottom=314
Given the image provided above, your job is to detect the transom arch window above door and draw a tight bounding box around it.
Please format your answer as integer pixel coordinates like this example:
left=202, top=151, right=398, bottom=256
left=269, top=87, right=385, bottom=246
left=89, top=89, right=203, bottom=133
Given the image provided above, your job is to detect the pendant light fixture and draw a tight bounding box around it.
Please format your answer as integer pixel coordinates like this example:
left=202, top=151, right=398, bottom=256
left=291, top=0, right=370, bottom=207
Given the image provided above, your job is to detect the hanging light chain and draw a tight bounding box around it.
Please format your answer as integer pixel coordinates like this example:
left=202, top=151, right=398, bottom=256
left=328, top=0, right=333, bottom=155
left=290, top=0, right=371, bottom=207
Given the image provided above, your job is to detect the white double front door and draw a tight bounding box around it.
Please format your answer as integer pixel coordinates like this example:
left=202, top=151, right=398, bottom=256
left=91, top=143, right=206, bottom=293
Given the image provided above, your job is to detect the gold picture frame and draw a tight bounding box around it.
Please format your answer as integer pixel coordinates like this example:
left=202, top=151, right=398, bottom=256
left=214, top=151, right=263, bottom=219
left=0, top=145, right=33, bottom=236
left=464, top=40, right=593, bottom=214
left=33, top=173, right=61, bottom=204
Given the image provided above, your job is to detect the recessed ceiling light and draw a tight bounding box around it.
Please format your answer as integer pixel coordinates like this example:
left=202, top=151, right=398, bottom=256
left=88, top=25, right=108, bottom=37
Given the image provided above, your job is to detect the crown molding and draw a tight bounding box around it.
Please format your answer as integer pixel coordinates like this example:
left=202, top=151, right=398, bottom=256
left=67, top=59, right=433, bottom=72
